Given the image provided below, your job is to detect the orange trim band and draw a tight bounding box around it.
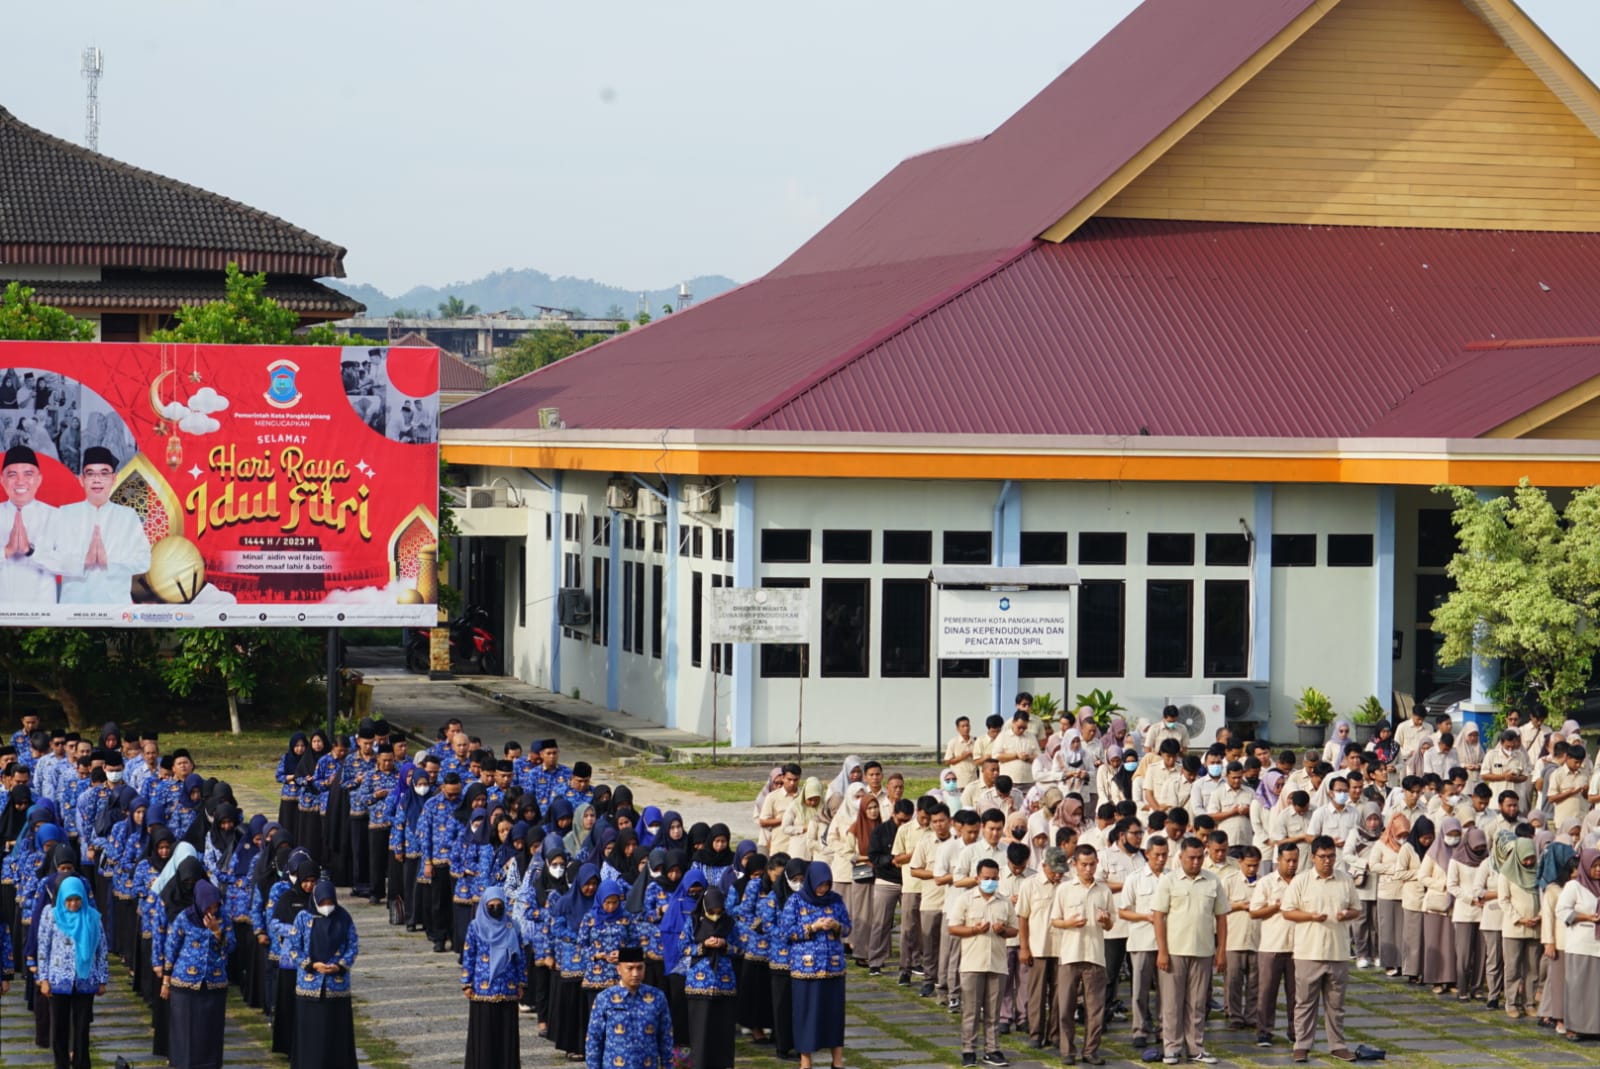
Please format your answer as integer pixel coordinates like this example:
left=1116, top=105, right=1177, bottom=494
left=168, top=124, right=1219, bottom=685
left=442, top=443, right=1600, bottom=487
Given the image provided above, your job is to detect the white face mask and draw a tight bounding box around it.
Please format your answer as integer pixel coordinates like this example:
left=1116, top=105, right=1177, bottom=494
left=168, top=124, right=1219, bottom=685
left=317, top=903, right=335, bottom=917
left=548, top=864, right=565, bottom=880
left=107, top=770, right=123, bottom=783
left=646, top=824, right=661, bottom=837
left=1444, top=834, right=1461, bottom=847
left=787, top=877, right=804, bottom=891
left=414, top=784, right=429, bottom=796
left=1332, top=791, right=1349, bottom=806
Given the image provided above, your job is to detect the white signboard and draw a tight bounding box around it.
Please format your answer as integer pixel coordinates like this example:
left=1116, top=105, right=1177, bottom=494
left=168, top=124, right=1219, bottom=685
left=710, top=587, right=809, bottom=643
left=938, top=588, right=1071, bottom=659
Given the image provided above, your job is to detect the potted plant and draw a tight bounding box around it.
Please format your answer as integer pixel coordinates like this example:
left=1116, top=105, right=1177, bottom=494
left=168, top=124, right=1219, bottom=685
left=1031, top=691, right=1063, bottom=730
left=1293, top=686, right=1336, bottom=747
left=1072, top=688, right=1125, bottom=731
left=1351, top=695, right=1387, bottom=744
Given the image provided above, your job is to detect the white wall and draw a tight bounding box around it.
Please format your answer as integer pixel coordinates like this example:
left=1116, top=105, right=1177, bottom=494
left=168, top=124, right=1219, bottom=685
left=475, top=468, right=1390, bottom=748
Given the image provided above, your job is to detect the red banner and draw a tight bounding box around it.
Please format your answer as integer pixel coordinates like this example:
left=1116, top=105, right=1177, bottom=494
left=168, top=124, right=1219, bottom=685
left=0, top=342, right=440, bottom=627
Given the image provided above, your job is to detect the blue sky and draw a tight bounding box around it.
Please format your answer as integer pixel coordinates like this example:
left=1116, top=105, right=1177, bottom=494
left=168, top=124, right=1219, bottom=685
left=3, top=1, right=1596, bottom=293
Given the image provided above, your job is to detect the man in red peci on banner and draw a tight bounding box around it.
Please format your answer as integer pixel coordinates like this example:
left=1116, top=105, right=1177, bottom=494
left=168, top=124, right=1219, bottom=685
left=0, top=443, right=66, bottom=603
left=58, top=446, right=151, bottom=604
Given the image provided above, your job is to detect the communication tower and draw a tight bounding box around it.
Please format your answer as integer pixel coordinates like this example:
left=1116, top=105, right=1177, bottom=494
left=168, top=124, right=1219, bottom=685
left=81, top=47, right=103, bottom=152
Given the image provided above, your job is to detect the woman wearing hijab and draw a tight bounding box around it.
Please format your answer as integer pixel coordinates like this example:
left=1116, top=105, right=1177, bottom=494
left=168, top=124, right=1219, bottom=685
left=638, top=805, right=665, bottom=850
left=547, top=862, right=600, bottom=1058
left=451, top=811, right=495, bottom=964
left=784, top=860, right=850, bottom=1069
left=37, top=874, right=106, bottom=1069
left=822, top=756, right=863, bottom=821
left=634, top=849, right=683, bottom=995
left=765, top=856, right=808, bottom=1060
left=578, top=877, right=638, bottom=1027
left=660, top=867, right=710, bottom=1043
left=735, top=853, right=779, bottom=1043
left=779, top=778, right=827, bottom=862
left=276, top=733, right=307, bottom=830
left=1323, top=719, right=1354, bottom=766
left=695, top=823, right=737, bottom=888
left=683, top=885, right=738, bottom=1069
left=269, top=858, right=319, bottom=1055
left=462, top=886, right=524, bottom=1069
left=292, top=880, right=359, bottom=1069
left=824, top=784, right=871, bottom=962
left=1396, top=814, right=1433, bottom=982
left=152, top=849, right=204, bottom=1057
left=294, top=733, right=329, bottom=863
left=252, top=839, right=293, bottom=1014
left=1444, top=826, right=1490, bottom=1001
left=563, top=802, right=594, bottom=861
left=108, top=794, right=149, bottom=964
left=1497, top=836, right=1542, bottom=1018
left=1457, top=722, right=1485, bottom=791
left=396, top=766, right=434, bottom=931
left=1536, top=842, right=1577, bottom=1032
left=133, top=825, right=175, bottom=1032
left=1555, top=847, right=1600, bottom=1040
left=1417, top=816, right=1465, bottom=993
left=515, top=835, right=569, bottom=1028
left=163, top=880, right=235, bottom=1069
left=169, top=773, right=206, bottom=845
left=1340, top=802, right=1384, bottom=968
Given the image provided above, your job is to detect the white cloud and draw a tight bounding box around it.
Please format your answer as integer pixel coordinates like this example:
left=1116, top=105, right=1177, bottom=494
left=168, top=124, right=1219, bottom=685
left=321, top=579, right=419, bottom=605
left=160, top=400, right=188, bottom=421
left=187, top=387, right=230, bottom=415
left=178, top=411, right=221, bottom=435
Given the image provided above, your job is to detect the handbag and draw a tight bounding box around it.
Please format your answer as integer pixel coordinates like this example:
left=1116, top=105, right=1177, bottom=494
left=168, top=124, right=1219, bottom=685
left=1423, top=889, right=1451, bottom=913
left=851, top=862, right=875, bottom=883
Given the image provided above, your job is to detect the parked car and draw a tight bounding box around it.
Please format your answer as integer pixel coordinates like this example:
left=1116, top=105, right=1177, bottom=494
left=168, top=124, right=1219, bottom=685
left=1417, top=673, right=1600, bottom=730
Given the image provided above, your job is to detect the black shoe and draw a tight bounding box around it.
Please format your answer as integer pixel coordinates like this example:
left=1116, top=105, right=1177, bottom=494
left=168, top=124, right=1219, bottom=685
left=983, top=1053, right=1010, bottom=1067
left=999, top=1022, right=1012, bottom=1035
left=1083, top=1057, right=1106, bottom=1066
left=962, top=1055, right=977, bottom=1068
left=919, top=983, right=935, bottom=997
left=1486, top=999, right=1502, bottom=1011
left=1132, top=1035, right=1150, bottom=1048
left=897, top=971, right=911, bottom=986
left=432, top=940, right=447, bottom=953
left=869, top=967, right=882, bottom=977
left=1256, top=1034, right=1272, bottom=1048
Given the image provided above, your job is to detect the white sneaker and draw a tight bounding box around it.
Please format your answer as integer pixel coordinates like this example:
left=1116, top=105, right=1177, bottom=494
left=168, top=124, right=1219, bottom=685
left=1356, top=958, right=1371, bottom=969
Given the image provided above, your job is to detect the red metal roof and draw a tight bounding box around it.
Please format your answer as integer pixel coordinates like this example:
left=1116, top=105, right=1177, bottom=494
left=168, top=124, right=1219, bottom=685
left=771, top=0, right=1322, bottom=276
left=755, top=221, right=1600, bottom=438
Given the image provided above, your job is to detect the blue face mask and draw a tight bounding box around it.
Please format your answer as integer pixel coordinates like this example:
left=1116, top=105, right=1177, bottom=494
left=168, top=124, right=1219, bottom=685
left=1207, top=764, right=1223, bottom=778
left=979, top=878, right=999, bottom=895
left=1123, top=760, right=1138, bottom=772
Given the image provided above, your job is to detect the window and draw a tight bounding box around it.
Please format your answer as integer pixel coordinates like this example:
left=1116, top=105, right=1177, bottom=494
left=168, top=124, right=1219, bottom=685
left=883, top=530, right=932, bottom=565
left=1204, top=533, right=1250, bottom=567
left=761, top=528, right=810, bottom=563
left=562, top=553, right=583, bottom=638
left=564, top=513, right=577, bottom=542
left=591, top=515, right=610, bottom=547
left=1417, top=509, right=1456, bottom=568
left=691, top=572, right=703, bottom=668
left=692, top=526, right=704, bottom=558
left=1019, top=658, right=1065, bottom=677
left=1328, top=534, right=1374, bottom=567
left=591, top=557, right=609, bottom=646
left=820, top=579, right=869, bottom=677
left=1147, top=532, right=1194, bottom=566
left=1271, top=534, right=1316, bottom=567
left=1076, top=580, right=1125, bottom=677
left=631, top=561, right=645, bottom=654
left=650, top=565, right=664, bottom=659
left=679, top=527, right=691, bottom=557
left=822, top=529, right=872, bottom=564
left=880, top=579, right=929, bottom=677
left=99, top=313, right=141, bottom=342
left=711, top=528, right=724, bottom=561
left=517, top=547, right=527, bottom=627
left=760, top=578, right=810, bottom=677
left=653, top=523, right=664, bottom=554
left=1078, top=532, right=1126, bottom=566
left=725, top=531, right=735, bottom=564
left=544, top=514, right=552, bottom=542
left=710, top=575, right=732, bottom=674
left=1203, top=579, right=1249, bottom=678
left=942, top=530, right=991, bottom=565
left=621, top=562, right=636, bottom=653
left=1020, top=531, right=1068, bottom=565
left=622, top=518, right=635, bottom=551
left=1145, top=579, right=1193, bottom=677
left=941, top=658, right=989, bottom=678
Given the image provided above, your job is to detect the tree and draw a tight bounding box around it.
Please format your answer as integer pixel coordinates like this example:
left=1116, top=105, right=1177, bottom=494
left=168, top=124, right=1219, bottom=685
left=153, top=265, right=376, bottom=347
left=0, top=282, right=96, bottom=341
left=437, top=295, right=480, bottom=318
left=390, top=306, right=425, bottom=319
left=490, top=325, right=603, bottom=384
left=603, top=303, right=626, bottom=319
left=1431, top=480, right=1600, bottom=717
left=161, top=629, right=321, bottom=734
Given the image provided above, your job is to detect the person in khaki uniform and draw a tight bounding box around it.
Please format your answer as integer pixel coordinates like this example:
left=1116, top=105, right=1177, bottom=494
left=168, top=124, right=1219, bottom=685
left=909, top=805, right=955, bottom=1000
left=1050, top=844, right=1116, bottom=1065
left=1118, top=835, right=1169, bottom=1050
left=1152, top=837, right=1229, bottom=1065
left=1496, top=836, right=1542, bottom=1018
left=1280, top=835, right=1362, bottom=1062
left=993, top=712, right=1041, bottom=793
left=1222, top=846, right=1262, bottom=1031
left=1249, top=842, right=1301, bottom=1048
left=1482, top=730, right=1534, bottom=813
left=757, top=763, right=801, bottom=853
left=948, top=858, right=1017, bottom=1067
left=1015, top=847, right=1067, bottom=1051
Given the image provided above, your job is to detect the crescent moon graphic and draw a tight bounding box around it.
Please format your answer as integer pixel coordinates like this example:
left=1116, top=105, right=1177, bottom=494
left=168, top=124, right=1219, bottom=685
left=150, top=368, right=174, bottom=421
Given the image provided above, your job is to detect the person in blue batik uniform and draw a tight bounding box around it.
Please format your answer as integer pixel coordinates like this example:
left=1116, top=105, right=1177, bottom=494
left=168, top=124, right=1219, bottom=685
left=167, top=774, right=204, bottom=844
left=462, top=886, right=524, bottom=1069
left=683, top=885, right=739, bottom=1069
left=549, top=863, right=600, bottom=1058
left=586, top=944, right=674, bottom=1069
left=765, top=857, right=808, bottom=1061
left=522, top=739, right=571, bottom=811
left=275, top=733, right=307, bottom=829
left=162, top=879, right=235, bottom=1069
left=784, top=860, right=851, bottom=1069
left=269, top=857, right=319, bottom=1058
left=292, top=880, right=359, bottom=1069
left=578, top=877, right=639, bottom=1019
left=37, top=874, right=107, bottom=1069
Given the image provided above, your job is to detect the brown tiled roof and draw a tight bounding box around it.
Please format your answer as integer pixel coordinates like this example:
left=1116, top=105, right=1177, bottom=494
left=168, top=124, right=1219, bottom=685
left=387, top=333, right=488, bottom=392
left=0, top=106, right=346, bottom=277
left=25, top=274, right=362, bottom=315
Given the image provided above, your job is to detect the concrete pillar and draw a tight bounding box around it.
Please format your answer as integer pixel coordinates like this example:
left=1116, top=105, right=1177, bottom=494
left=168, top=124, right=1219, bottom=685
left=1251, top=486, right=1273, bottom=680
left=607, top=511, right=621, bottom=711
left=549, top=472, right=563, bottom=694
left=732, top=478, right=756, bottom=747
left=991, top=481, right=1021, bottom=716
left=1469, top=488, right=1500, bottom=709
left=664, top=475, right=680, bottom=730
left=1375, top=486, right=1395, bottom=709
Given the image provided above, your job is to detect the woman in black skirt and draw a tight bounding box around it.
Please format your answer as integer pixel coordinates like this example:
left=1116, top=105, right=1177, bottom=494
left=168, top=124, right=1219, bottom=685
left=294, top=734, right=329, bottom=864
left=163, top=879, right=235, bottom=1069
left=463, top=886, right=525, bottom=1069
left=276, top=733, right=308, bottom=830
left=769, top=857, right=808, bottom=1059
left=269, top=858, right=318, bottom=1057
left=736, top=854, right=782, bottom=1043
left=292, top=880, right=359, bottom=1069
left=253, top=839, right=293, bottom=1016
left=684, top=886, right=738, bottom=1069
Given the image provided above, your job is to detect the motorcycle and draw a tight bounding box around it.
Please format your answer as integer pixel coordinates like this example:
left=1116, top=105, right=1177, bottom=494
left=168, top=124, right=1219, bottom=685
left=405, top=604, right=501, bottom=675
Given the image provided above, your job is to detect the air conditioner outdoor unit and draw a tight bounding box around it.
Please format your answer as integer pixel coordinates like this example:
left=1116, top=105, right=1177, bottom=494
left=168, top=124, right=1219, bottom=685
left=637, top=493, right=665, bottom=517
left=605, top=482, right=637, bottom=510
left=1215, top=679, right=1271, bottom=724
left=466, top=485, right=511, bottom=508
left=683, top=484, right=720, bottom=514
left=1166, top=694, right=1226, bottom=745
left=557, top=588, right=591, bottom=628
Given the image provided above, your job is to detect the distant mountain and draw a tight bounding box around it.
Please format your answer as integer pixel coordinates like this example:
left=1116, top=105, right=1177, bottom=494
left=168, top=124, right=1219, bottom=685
left=327, top=269, right=740, bottom=319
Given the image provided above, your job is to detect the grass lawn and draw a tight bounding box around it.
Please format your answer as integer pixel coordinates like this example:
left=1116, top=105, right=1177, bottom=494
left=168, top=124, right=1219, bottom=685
left=629, top=762, right=943, bottom=805
left=161, top=728, right=290, bottom=802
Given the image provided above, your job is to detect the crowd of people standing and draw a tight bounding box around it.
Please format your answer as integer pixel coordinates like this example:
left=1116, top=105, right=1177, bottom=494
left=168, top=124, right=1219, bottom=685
left=4, top=695, right=1600, bottom=1069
